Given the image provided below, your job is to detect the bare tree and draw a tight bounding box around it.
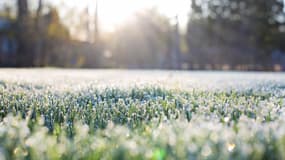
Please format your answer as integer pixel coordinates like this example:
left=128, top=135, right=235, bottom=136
left=94, top=0, right=99, bottom=43
left=35, top=0, right=44, bottom=66
left=16, top=0, right=33, bottom=66
left=170, top=16, right=181, bottom=69
left=17, top=0, right=28, bottom=19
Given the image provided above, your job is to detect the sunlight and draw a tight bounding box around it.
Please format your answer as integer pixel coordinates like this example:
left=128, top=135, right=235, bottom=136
left=97, top=0, right=146, bottom=32
left=52, top=0, right=190, bottom=32
left=97, top=0, right=190, bottom=32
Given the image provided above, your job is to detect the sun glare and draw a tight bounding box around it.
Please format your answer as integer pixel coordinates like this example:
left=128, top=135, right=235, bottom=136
left=52, top=0, right=190, bottom=32
left=98, top=0, right=146, bottom=32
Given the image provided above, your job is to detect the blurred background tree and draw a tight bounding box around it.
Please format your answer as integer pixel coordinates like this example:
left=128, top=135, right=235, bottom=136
left=16, top=0, right=34, bottom=66
left=0, top=0, right=102, bottom=68
left=104, top=9, right=172, bottom=69
left=187, top=0, right=285, bottom=70
left=0, top=0, right=284, bottom=70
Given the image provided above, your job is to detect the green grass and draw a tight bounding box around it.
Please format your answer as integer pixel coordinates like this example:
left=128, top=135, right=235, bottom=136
left=0, top=70, right=285, bottom=160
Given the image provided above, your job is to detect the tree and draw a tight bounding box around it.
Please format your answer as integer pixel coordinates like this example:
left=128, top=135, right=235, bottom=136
left=16, top=0, right=34, bottom=66
left=17, top=0, right=28, bottom=19
left=107, top=9, right=172, bottom=69
left=34, top=0, right=44, bottom=66
left=187, top=0, right=285, bottom=69
left=40, top=7, right=70, bottom=66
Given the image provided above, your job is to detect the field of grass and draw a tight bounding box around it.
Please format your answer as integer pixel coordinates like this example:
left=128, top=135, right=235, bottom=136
left=1, top=69, right=285, bottom=160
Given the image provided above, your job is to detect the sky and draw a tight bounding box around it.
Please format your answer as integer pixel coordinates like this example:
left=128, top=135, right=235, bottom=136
left=50, top=0, right=190, bottom=32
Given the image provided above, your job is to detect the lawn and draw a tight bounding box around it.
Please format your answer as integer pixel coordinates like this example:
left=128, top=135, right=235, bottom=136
left=0, top=69, right=285, bottom=160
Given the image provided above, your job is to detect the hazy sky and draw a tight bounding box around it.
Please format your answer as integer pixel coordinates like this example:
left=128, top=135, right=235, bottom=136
left=50, top=0, right=190, bottom=32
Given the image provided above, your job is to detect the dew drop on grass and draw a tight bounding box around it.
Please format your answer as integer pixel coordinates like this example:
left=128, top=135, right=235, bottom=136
left=227, top=143, right=236, bottom=152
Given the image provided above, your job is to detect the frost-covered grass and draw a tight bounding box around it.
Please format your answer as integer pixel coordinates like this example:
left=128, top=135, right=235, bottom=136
left=1, top=69, right=285, bottom=160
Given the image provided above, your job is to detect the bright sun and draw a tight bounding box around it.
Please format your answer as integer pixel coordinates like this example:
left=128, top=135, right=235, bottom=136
left=95, top=0, right=146, bottom=32
left=52, top=0, right=190, bottom=32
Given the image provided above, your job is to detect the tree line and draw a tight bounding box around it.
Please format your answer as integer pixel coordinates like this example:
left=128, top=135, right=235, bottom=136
left=187, top=0, right=285, bottom=70
left=0, top=0, right=284, bottom=70
left=1, top=0, right=101, bottom=67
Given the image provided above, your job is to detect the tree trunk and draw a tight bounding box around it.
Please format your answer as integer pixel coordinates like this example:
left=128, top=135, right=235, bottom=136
left=17, top=0, right=32, bottom=67
left=35, top=0, right=44, bottom=66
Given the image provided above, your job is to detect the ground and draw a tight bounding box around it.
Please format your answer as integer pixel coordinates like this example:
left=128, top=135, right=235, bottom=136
left=0, top=69, right=285, bottom=159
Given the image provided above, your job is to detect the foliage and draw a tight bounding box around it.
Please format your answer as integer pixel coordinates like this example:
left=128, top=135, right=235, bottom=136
left=1, top=0, right=285, bottom=69
left=104, top=9, right=172, bottom=69
left=187, top=0, right=285, bottom=66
